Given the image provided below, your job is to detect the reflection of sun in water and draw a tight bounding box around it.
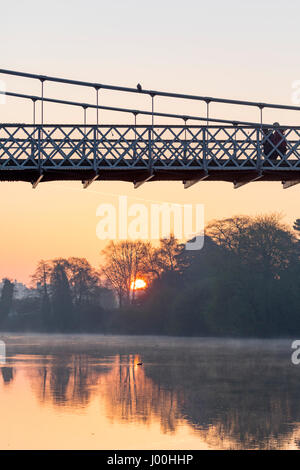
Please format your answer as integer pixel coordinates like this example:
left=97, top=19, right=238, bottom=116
left=130, top=279, right=147, bottom=291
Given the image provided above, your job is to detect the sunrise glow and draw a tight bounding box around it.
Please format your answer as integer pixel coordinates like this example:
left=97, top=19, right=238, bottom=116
left=130, top=279, right=147, bottom=291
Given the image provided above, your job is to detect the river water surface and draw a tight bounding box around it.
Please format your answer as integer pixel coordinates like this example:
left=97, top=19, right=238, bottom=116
left=0, top=334, right=299, bottom=450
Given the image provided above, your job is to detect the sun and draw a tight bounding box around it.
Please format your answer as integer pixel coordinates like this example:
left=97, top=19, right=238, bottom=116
left=130, top=278, right=147, bottom=291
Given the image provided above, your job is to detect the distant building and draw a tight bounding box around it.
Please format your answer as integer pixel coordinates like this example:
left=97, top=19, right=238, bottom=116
left=0, top=279, right=34, bottom=300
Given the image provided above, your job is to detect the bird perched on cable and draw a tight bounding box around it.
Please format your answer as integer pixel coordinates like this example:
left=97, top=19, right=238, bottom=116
left=137, top=83, right=142, bottom=92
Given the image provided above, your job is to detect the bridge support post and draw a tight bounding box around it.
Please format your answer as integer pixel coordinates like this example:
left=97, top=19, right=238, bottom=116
left=93, top=127, right=98, bottom=172
left=282, top=180, right=300, bottom=189
left=184, top=174, right=209, bottom=189
left=233, top=173, right=263, bottom=189
left=37, top=126, right=42, bottom=170
left=203, top=127, right=208, bottom=173
left=32, top=173, right=44, bottom=189
left=134, top=174, right=154, bottom=189
left=148, top=127, right=153, bottom=175
left=256, top=128, right=262, bottom=172
left=82, top=174, right=99, bottom=189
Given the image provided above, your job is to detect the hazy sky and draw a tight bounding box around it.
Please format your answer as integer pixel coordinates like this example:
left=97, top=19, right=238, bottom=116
left=0, top=0, right=300, bottom=283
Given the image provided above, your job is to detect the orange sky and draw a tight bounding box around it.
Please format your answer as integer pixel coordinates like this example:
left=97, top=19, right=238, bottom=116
left=0, top=0, right=300, bottom=284
left=1, top=177, right=299, bottom=285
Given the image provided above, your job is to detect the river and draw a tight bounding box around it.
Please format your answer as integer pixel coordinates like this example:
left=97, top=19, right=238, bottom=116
left=0, top=334, right=299, bottom=450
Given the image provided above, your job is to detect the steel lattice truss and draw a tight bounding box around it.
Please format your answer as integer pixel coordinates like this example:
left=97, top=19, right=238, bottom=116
left=0, top=124, right=300, bottom=188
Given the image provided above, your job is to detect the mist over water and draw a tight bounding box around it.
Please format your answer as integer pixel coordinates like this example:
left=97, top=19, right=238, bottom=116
left=0, top=334, right=299, bottom=450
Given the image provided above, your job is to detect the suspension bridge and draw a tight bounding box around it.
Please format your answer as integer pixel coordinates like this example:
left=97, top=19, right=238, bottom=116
left=0, top=69, right=300, bottom=190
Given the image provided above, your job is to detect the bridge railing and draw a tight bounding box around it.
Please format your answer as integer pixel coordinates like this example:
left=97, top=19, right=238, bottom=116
left=0, top=125, right=300, bottom=171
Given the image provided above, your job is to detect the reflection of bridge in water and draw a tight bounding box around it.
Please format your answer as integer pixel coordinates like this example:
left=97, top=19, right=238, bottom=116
left=1, top=69, right=300, bottom=189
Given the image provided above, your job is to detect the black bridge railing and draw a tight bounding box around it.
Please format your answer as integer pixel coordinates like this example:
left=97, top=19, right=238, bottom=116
left=0, top=124, right=299, bottom=172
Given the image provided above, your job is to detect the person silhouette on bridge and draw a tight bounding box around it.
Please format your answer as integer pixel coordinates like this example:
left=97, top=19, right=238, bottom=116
left=263, top=123, right=287, bottom=162
left=262, top=127, right=273, bottom=160
left=271, top=123, right=287, bottom=160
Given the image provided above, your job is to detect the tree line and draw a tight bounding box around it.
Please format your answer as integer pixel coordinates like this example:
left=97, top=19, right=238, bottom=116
left=1, top=213, right=300, bottom=337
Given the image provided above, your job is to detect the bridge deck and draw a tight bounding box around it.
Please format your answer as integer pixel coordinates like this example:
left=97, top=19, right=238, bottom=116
left=0, top=124, right=299, bottom=185
left=0, top=161, right=300, bottom=184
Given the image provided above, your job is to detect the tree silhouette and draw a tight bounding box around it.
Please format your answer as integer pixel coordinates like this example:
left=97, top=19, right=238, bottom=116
left=50, top=260, right=73, bottom=331
left=0, top=278, right=14, bottom=324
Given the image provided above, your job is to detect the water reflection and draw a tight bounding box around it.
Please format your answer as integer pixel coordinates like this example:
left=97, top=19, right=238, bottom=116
left=1, top=367, right=14, bottom=384
left=101, top=355, right=180, bottom=433
left=27, top=355, right=110, bottom=408
left=26, top=353, right=180, bottom=433
left=1, top=336, right=300, bottom=449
